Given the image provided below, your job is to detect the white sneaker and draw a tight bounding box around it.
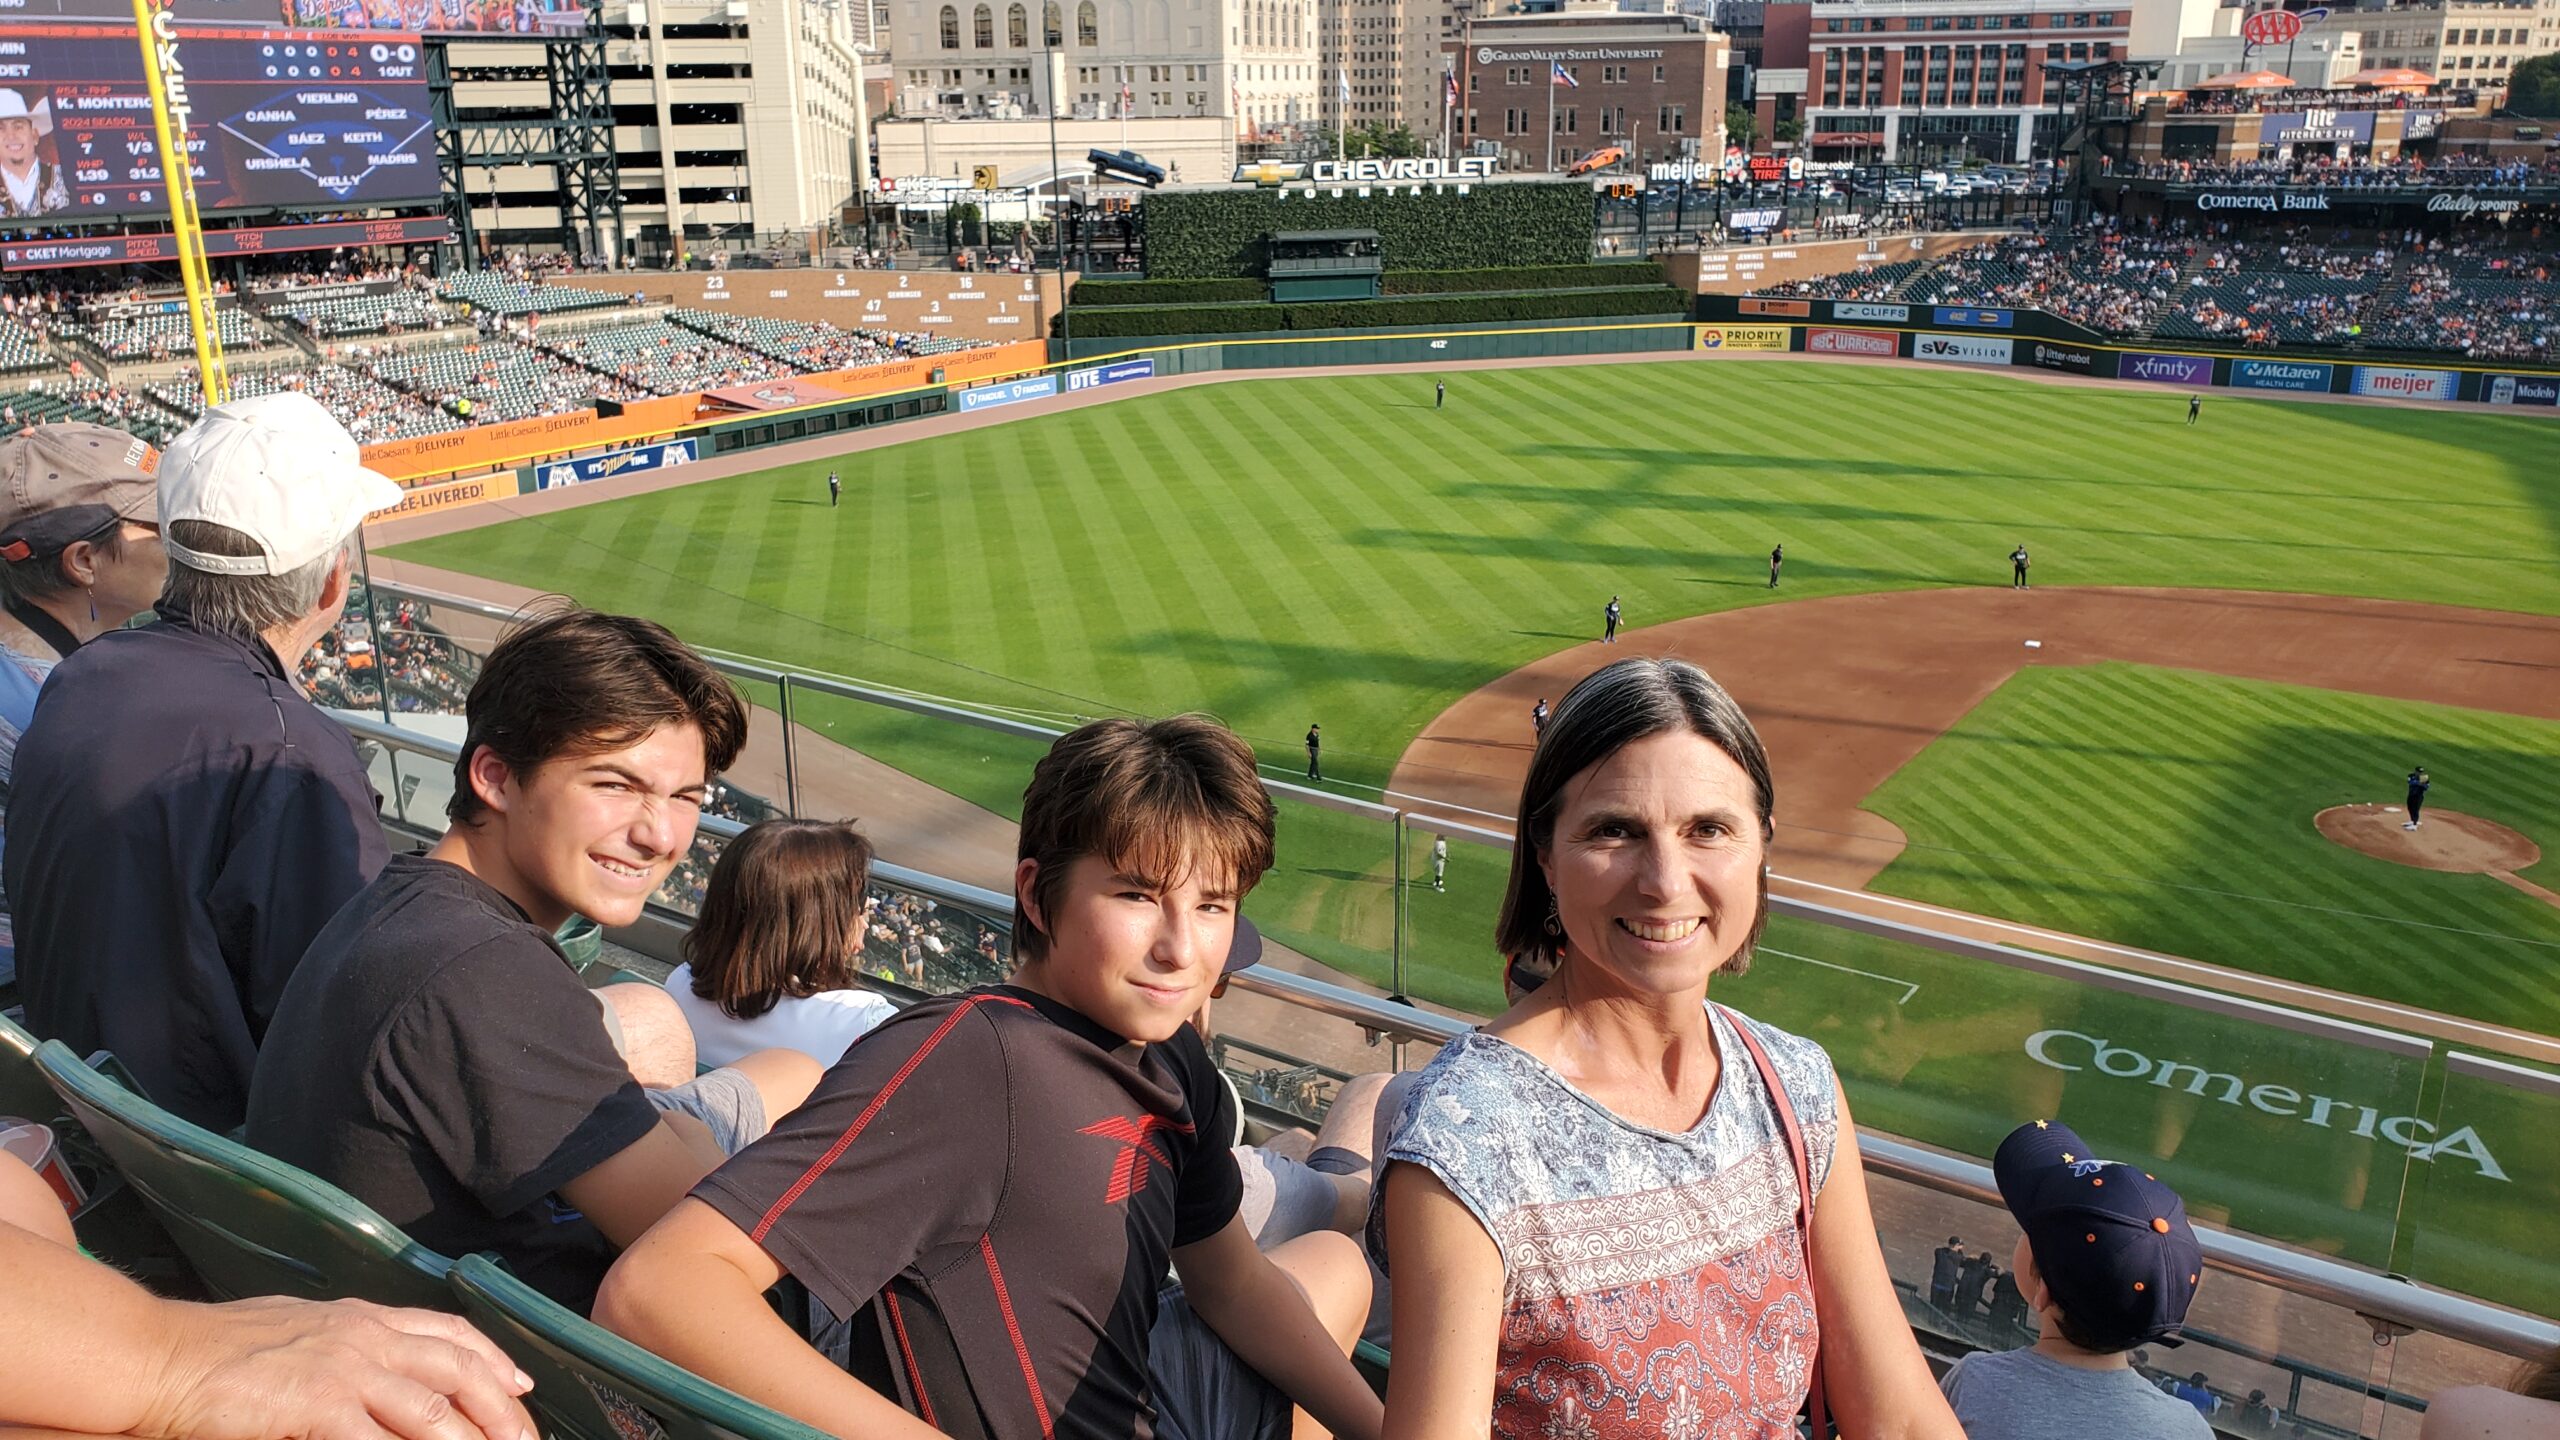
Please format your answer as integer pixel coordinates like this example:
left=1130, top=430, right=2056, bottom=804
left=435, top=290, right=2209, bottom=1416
left=2403, top=821, right=2417, bottom=830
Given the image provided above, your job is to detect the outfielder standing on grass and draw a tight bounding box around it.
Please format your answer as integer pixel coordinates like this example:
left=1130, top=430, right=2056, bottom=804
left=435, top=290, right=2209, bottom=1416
left=1602, top=595, right=1622, bottom=644
left=827, top=470, right=840, bottom=508
left=2010, top=544, right=2031, bottom=590
left=1305, top=723, right=1322, bottom=781
left=1435, top=380, right=1446, bottom=410
left=2187, top=394, right=2202, bottom=427
left=1769, top=544, right=1784, bottom=589
left=2405, top=766, right=2430, bottom=829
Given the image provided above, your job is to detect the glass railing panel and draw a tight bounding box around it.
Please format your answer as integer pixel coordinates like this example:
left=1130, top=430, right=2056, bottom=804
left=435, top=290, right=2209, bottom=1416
left=1251, top=796, right=1402, bottom=1006
left=1390, top=821, right=1515, bottom=1021
left=1208, top=987, right=1448, bottom=1133
left=2396, top=1052, right=2560, bottom=1324
left=1714, top=913, right=2435, bottom=1279
left=768, top=683, right=1050, bottom=895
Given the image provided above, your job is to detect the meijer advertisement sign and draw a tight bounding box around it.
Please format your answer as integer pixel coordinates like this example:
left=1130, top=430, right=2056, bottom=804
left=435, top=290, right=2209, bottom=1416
left=2350, top=365, right=2458, bottom=402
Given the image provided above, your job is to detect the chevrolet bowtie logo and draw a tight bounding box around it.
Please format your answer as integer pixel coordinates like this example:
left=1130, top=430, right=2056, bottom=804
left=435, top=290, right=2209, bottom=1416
left=1080, top=1114, right=1194, bottom=1204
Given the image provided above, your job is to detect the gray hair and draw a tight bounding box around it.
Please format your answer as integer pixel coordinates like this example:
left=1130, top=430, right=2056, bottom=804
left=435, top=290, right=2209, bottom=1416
left=159, top=519, right=349, bottom=641
left=1494, top=656, right=1776, bottom=976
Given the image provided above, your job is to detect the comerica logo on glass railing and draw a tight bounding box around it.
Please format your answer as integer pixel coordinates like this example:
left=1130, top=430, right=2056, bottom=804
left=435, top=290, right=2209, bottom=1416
left=2025, top=1030, right=2509, bottom=1180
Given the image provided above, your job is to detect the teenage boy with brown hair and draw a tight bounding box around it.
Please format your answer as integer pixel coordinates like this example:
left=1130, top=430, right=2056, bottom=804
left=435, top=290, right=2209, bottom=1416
left=597, top=715, right=1382, bottom=1440
left=247, top=607, right=819, bottom=1313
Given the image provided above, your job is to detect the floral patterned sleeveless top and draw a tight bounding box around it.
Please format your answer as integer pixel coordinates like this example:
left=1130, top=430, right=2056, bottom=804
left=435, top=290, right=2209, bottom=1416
left=1370, top=1004, right=1838, bottom=1440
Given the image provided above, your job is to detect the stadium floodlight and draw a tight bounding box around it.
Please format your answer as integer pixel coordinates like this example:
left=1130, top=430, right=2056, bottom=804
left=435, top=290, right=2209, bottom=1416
left=1088, top=148, right=1168, bottom=188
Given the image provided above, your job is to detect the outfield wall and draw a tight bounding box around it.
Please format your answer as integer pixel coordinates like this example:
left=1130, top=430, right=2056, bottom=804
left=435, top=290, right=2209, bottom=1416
left=1697, top=294, right=2560, bottom=402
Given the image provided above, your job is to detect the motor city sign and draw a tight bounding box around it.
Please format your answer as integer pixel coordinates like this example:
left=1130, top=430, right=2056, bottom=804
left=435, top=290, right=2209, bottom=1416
left=2231, top=358, right=2334, bottom=392
left=2024, top=1029, right=2507, bottom=1180
left=1305, top=156, right=1498, bottom=184
left=2118, top=351, right=2214, bottom=385
left=1913, top=333, right=2012, bottom=365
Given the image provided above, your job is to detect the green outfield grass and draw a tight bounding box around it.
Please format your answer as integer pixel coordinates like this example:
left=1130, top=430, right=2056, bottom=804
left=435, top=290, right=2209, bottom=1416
left=387, top=357, right=2560, bottom=1316
left=1862, top=664, right=2560, bottom=1036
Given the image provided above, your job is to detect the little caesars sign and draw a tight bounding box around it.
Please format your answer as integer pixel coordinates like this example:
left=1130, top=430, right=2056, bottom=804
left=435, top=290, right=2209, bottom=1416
left=2025, top=1030, right=2509, bottom=1180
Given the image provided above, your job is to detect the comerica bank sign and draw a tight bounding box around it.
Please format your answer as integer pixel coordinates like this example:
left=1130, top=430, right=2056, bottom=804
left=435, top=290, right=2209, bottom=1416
left=2024, top=1030, right=2510, bottom=1180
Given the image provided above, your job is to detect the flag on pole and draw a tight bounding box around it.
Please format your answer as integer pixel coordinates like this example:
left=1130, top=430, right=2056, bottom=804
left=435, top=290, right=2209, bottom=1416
left=1120, top=70, right=1132, bottom=115
left=1445, top=62, right=1458, bottom=108
left=1551, top=59, right=1578, bottom=87
left=1338, top=65, right=1351, bottom=106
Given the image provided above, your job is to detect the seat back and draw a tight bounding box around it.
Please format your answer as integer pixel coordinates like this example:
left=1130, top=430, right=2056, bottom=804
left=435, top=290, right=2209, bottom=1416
left=32, top=1039, right=452, bottom=1310
left=446, top=1254, right=833, bottom=1440
left=0, top=1011, right=58, bottom=1129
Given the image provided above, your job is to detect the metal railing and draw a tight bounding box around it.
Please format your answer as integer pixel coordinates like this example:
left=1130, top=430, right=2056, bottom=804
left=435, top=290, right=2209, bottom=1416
left=329, top=705, right=2560, bottom=1367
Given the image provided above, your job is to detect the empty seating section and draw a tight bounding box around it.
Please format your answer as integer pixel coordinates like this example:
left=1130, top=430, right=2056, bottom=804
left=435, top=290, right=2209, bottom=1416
left=0, top=312, right=52, bottom=374
left=543, top=317, right=792, bottom=395
left=68, top=308, right=280, bottom=361
left=436, top=271, right=633, bottom=318
left=365, top=337, right=648, bottom=423
left=665, top=308, right=988, bottom=369
left=147, top=365, right=465, bottom=444
left=1746, top=258, right=1927, bottom=301
left=266, top=289, right=459, bottom=338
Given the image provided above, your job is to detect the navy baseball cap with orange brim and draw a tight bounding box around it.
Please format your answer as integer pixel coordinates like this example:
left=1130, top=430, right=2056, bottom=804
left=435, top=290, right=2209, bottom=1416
left=1995, top=1119, right=2203, bottom=1349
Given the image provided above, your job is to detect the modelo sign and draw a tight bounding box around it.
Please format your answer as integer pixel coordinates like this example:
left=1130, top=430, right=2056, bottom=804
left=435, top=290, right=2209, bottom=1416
left=2485, top=373, right=2560, bottom=407
left=1831, top=302, right=1908, bottom=323
left=2350, top=365, right=2457, bottom=402
left=1914, top=333, right=2012, bottom=366
left=2025, top=342, right=2100, bottom=375
left=2231, top=358, right=2334, bottom=393
left=2117, top=351, right=2214, bottom=386
left=1807, top=326, right=1898, bottom=357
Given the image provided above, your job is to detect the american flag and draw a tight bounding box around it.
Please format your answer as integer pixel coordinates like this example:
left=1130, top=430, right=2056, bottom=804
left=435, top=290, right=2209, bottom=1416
left=1551, top=59, right=1578, bottom=87
left=1445, top=63, right=1458, bottom=108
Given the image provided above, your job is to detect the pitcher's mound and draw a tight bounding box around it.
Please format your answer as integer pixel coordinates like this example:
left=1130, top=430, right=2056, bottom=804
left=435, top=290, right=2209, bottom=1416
left=2314, top=805, right=2542, bottom=874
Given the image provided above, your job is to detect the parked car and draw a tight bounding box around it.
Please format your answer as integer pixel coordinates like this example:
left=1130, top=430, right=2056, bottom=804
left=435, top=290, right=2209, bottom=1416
left=1566, top=145, right=1628, bottom=176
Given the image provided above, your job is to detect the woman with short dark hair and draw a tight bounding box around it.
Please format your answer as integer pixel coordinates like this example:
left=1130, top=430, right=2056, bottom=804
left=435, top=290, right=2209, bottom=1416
left=666, top=818, right=895, bottom=1067
left=1372, top=656, right=1961, bottom=1440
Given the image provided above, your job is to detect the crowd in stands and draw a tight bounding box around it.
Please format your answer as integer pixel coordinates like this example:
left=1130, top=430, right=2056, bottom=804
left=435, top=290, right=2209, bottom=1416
left=1907, top=226, right=2185, bottom=333
left=543, top=317, right=795, bottom=394
left=149, top=362, right=466, bottom=444
left=2123, top=152, right=2557, bottom=190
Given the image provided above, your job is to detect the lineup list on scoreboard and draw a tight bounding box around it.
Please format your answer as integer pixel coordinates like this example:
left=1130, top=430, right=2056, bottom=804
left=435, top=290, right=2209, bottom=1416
left=0, top=23, right=438, bottom=217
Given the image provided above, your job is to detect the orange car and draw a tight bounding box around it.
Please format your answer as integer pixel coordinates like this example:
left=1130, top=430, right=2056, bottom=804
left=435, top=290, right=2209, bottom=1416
left=1566, top=145, right=1627, bottom=176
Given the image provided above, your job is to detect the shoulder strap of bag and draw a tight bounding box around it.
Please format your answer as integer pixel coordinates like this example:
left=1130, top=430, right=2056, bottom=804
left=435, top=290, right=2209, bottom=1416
left=1714, top=1002, right=1831, bottom=1440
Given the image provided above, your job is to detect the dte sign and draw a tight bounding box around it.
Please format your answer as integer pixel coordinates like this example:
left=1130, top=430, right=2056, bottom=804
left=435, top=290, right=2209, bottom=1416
left=2024, top=1029, right=2508, bottom=1180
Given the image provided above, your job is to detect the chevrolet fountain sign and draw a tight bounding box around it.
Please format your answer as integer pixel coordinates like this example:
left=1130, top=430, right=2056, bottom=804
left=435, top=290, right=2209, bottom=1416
left=1302, top=156, right=1500, bottom=184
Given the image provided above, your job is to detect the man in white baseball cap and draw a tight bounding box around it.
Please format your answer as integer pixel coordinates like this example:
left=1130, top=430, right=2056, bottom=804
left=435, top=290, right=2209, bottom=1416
left=0, top=89, right=66, bottom=218
left=6, top=393, right=405, bottom=1129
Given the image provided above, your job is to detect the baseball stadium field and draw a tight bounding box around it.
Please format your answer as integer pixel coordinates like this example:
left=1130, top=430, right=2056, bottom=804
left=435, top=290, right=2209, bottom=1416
left=382, top=354, right=2560, bottom=1316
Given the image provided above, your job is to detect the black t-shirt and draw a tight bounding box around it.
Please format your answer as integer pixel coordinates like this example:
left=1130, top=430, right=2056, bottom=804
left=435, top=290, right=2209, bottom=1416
left=696, top=985, right=1243, bottom=1440
left=245, top=853, right=661, bottom=1311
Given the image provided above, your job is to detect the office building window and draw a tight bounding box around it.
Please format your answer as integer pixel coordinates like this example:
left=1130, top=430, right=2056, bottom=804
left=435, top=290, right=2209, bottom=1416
left=939, top=5, right=958, bottom=48
left=973, top=3, right=991, bottom=46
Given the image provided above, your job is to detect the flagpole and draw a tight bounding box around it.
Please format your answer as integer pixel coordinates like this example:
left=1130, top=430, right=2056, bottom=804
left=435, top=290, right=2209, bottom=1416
left=1546, top=61, right=1556, bottom=173
left=1337, top=65, right=1347, bottom=162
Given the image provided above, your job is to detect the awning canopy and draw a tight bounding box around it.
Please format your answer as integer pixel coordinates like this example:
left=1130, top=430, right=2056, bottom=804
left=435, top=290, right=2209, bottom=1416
left=2197, top=69, right=2295, bottom=89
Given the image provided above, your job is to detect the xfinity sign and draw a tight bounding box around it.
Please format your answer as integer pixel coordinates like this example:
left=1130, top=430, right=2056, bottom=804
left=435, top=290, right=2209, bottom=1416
left=2117, top=351, right=2213, bottom=386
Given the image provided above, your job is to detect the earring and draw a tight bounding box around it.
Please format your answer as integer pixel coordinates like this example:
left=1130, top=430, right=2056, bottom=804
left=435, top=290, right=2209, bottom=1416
left=1543, top=895, right=1564, bottom=938
left=87, top=587, right=96, bottom=624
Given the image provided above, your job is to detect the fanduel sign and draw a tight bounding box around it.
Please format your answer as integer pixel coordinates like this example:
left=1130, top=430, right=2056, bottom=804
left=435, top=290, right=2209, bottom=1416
left=2196, top=191, right=2332, bottom=212
left=2025, top=1030, right=2508, bottom=1180
left=1307, top=156, right=1497, bottom=184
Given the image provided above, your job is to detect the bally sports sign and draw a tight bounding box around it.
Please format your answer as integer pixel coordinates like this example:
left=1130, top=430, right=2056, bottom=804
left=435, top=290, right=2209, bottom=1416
left=2026, top=1030, right=2509, bottom=1180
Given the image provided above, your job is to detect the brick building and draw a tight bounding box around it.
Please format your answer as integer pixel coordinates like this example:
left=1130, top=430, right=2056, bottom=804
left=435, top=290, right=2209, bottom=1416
left=1449, top=12, right=1730, bottom=172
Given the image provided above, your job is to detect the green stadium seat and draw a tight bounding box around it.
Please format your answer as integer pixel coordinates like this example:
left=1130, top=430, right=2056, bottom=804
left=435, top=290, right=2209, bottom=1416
left=31, top=1039, right=452, bottom=1310
left=446, top=1253, right=832, bottom=1440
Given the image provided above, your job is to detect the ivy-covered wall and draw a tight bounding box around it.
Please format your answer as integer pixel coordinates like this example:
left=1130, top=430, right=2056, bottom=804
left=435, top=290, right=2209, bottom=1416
left=1139, top=181, right=1596, bottom=279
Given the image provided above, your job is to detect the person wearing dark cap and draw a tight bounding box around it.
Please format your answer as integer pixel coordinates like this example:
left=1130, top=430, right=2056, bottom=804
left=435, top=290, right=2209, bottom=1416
left=2405, top=766, right=2430, bottom=830
left=1930, top=1236, right=1966, bottom=1311
left=1939, top=1119, right=2212, bottom=1439
left=1305, top=721, right=1322, bottom=780
left=0, top=424, right=168, bottom=993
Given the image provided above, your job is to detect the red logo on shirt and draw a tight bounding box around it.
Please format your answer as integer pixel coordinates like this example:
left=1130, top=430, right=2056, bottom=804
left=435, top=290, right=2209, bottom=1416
left=1079, top=1114, right=1193, bottom=1205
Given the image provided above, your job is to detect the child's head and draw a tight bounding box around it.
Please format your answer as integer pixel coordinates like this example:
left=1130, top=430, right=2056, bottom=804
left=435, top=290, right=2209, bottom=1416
left=449, top=606, right=747, bottom=929
left=682, top=818, right=874, bottom=1020
left=1012, top=716, right=1276, bottom=1043
left=1995, top=1119, right=2203, bottom=1356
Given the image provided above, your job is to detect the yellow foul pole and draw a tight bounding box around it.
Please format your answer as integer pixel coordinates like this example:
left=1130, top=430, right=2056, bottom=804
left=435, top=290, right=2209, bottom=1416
left=131, top=0, right=225, bottom=405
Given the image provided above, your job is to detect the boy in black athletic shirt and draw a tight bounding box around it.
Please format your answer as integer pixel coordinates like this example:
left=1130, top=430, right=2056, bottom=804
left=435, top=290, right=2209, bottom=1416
left=598, top=716, right=1382, bottom=1440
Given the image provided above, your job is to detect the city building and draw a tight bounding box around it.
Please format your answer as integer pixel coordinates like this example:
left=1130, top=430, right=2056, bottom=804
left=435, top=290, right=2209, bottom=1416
left=1759, top=0, right=2135, bottom=163
left=873, top=111, right=1239, bottom=180
left=1448, top=11, right=1729, bottom=169
left=446, top=0, right=870, bottom=256
left=2344, top=0, right=2560, bottom=88
left=1325, top=0, right=1476, bottom=139
left=878, top=0, right=1318, bottom=140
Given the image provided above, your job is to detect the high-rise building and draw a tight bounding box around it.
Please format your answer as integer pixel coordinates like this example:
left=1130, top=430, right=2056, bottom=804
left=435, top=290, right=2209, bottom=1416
left=2345, top=0, right=2560, bottom=86
left=1449, top=11, right=1729, bottom=169
left=881, top=0, right=1319, bottom=133
left=446, top=0, right=870, bottom=256
left=1760, top=0, right=2135, bottom=163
